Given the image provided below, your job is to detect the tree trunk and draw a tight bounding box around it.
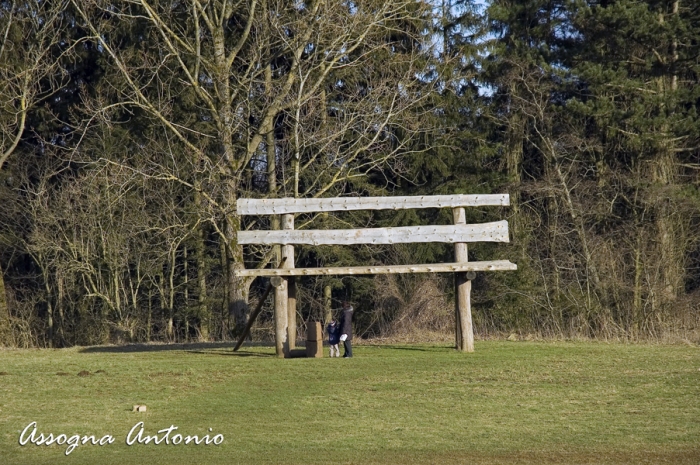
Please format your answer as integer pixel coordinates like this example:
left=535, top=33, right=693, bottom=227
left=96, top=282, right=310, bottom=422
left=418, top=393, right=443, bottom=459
left=506, top=86, right=525, bottom=236
left=219, top=233, right=229, bottom=338
left=268, top=136, right=281, bottom=267
left=44, top=276, right=53, bottom=348
left=0, top=262, right=9, bottom=340
left=226, top=205, right=250, bottom=336
left=653, top=152, right=683, bottom=306
left=196, top=222, right=209, bottom=341
left=57, top=273, right=65, bottom=347
left=167, top=253, right=176, bottom=340
left=212, top=5, right=251, bottom=337
left=266, top=25, right=281, bottom=267
left=653, top=0, right=683, bottom=307
left=192, top=188, right=210, bottom=341
left=633, top=231, right=644, bottom=334
left=553, top=161, right=601, bottom=289
left=227, top=258, right=249, bottom=335
left=147, top=291, right=152, bottom=341
left=183, top=246, right=189, bottom=306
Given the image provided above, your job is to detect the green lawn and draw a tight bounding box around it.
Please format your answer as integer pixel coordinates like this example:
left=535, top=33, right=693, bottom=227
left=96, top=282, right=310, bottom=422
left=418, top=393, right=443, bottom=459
left=0, top=341, right=698, bottom=464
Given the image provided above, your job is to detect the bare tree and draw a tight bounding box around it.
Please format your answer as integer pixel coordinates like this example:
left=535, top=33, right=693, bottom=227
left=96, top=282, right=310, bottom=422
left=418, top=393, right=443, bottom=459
left=70, top=0, right=436, bottom=333
left=0, top=0, right=74, bottom=326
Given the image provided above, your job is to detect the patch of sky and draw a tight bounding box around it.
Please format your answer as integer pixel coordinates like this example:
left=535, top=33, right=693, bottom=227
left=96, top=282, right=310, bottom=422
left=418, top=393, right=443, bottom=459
left=294, top=1, right=307, bottom=13
left=428, top=0, right=488, bottom=58
left=343, top=1, right=359, bottom=15
left=423, top=1, right=494, bottom=95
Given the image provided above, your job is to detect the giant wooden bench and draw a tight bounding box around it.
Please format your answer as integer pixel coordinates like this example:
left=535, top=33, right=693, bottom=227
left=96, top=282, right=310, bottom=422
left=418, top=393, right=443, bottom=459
left=235, top=194, right=516, bottom=356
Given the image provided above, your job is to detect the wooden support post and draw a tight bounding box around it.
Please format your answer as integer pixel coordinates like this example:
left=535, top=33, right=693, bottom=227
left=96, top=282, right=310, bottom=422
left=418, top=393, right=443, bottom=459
left=274, top=215, right=294, bottom=357
left=453, top=207, right=474, bottom=352
left=273, top=274, right=288, bottom=357
left=289, top=277, right=297, bottom=349
left=275, top=278, right=289, bottom=357
left=283, top=213, right=296, bottom=350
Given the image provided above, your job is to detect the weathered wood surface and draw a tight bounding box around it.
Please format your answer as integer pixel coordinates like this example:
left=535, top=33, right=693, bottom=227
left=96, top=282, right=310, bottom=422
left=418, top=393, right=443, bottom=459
left=238, top=221, right=509, bottom=245
left=453, top=207, right=474, bottom=353
left=274, top=276, right=288, bottom=358
left=274, top=213, right=295, bottom=357
left=238, top=194, right=509, bottom=215
left=235, top=260, right=517, bottom=277
left=282, top=214, right=296, bottom=351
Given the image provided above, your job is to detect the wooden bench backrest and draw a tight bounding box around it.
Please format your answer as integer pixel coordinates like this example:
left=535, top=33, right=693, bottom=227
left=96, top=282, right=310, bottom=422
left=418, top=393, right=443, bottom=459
left=237, top=194, right=510, bottom=246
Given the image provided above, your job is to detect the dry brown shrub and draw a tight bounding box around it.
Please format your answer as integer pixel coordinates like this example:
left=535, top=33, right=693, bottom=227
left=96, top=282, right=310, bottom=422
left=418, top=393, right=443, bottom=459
left=368, top=274, right=453, bottom=342
left=0, top=288, right=41, bottom=348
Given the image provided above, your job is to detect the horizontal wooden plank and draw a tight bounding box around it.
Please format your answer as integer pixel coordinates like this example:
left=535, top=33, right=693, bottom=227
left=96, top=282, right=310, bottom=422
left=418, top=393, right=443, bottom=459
left=238, top=221, right=509, bottom=245
left=235, top=260, right=517, bottom=277
left=237, top=194, right=509, bottom=215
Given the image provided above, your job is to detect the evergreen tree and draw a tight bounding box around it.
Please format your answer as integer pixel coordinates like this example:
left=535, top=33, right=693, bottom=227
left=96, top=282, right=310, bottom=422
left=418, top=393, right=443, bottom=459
left=567, top=0, right=700, bottom=331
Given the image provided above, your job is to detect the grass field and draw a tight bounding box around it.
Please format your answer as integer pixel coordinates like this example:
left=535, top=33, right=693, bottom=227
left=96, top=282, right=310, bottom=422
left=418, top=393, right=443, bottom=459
left=0, top=341, right=698, bottom=464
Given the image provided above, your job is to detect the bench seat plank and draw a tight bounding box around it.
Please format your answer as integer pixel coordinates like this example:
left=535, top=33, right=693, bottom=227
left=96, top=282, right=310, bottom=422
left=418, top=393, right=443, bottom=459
left=235, top=260, right=517, bottom=277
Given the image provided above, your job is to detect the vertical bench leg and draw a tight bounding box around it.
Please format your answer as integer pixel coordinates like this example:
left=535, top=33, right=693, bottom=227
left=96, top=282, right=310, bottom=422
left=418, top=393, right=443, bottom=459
left=454, top=273, right=463, bottom=349
left=455, top=273, right=474, bottom=352
left=274, top=214, right=295, bottom=357
left=274, top=277, right=288, bottom=357
left=453, top=207, right=474, bottom=352
left=282, top=213, right=295, bottom=352
left=288, top=277, right=296, bottom=350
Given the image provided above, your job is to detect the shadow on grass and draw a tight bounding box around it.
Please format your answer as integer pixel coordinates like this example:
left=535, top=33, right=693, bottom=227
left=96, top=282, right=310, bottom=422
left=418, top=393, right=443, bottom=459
left=186, top=349, right=274, bottom=357
left=361, top=344, right=453, bottom=352
left=78, top=341, right=455, bottom=356
left=79, top=341, right=274, bottom=355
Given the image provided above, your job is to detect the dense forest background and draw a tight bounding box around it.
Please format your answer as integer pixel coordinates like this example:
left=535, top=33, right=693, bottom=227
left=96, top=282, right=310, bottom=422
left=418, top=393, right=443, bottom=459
left=1, top=0, right=698, bottom=347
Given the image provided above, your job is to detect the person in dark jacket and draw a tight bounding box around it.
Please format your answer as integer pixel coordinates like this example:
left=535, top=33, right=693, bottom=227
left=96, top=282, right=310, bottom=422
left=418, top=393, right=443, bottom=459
left=327, top=319, right=340, bottom=357
left=339, top=301, right=354, bottom=358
